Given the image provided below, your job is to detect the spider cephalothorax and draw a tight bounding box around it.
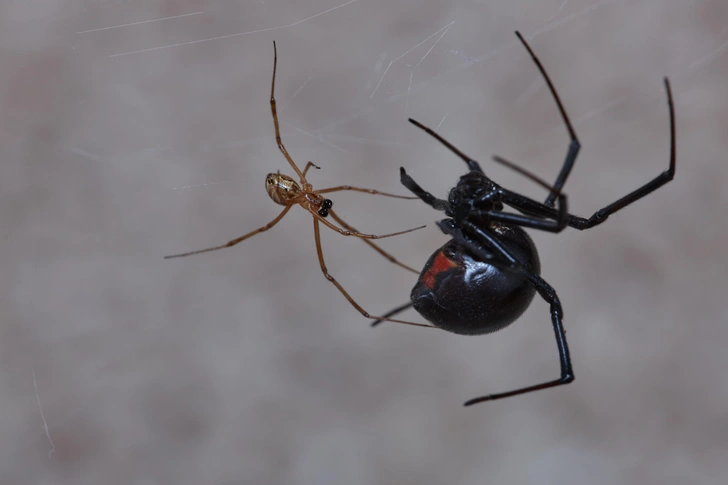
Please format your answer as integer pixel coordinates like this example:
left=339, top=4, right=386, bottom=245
left=447, top=171, right=505, bottom=223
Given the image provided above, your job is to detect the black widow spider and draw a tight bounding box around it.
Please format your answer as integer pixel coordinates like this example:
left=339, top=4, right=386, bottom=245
left=372, top=31, right=676, bottom=406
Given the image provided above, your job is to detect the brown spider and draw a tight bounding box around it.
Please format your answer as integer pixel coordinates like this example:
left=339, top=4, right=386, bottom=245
left=166, top=42, right=430, bottom=328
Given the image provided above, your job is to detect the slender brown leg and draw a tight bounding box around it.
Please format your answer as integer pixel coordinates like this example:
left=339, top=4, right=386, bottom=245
left=164, top=205, right=292, bottom=259
left=312, top=218, right=435, bottom=328
left=270, top=41, right=304, bottom=180
left=316, top=185, right=417, bottom=199
left=302, top=161, right=320, bottom=177
left=312, top=210, right=424, bottom=239
left=328, top=209, right=419, bottom=274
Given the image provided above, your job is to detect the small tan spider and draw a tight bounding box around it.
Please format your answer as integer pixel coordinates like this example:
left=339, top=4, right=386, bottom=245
left=166, top=42, right=430, bottom=328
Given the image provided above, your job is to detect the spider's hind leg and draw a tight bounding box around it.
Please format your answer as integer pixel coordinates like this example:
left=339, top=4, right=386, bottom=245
left=441, top=221, right=574, bottom=405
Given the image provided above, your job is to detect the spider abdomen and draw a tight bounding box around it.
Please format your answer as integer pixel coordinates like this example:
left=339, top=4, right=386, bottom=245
left=411, top=225, right=540, bottom=335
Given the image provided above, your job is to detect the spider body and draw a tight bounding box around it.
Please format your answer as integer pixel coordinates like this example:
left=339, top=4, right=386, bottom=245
left=373, top=31, right=676, bottom=406
left=412, top=171, right=540, bottom=335
left=264, top=172, right=333, bottom=216
left=412, top=222, right=539, bottom=336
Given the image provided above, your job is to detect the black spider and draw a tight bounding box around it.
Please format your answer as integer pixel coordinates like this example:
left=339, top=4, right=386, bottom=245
left=373, top=31, right=676, bottom=406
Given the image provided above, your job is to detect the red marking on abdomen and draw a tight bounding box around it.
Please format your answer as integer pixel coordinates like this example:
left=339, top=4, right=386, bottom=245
left=421, top=251, right=458, bottom=289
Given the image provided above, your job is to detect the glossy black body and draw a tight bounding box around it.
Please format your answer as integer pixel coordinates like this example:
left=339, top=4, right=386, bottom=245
left=412, top=224, right=539, bottom=335
left=412, top=171, right=542, bottom=335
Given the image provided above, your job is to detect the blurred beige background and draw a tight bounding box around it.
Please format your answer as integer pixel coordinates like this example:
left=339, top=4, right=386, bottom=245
left=2, top=1, right=727, bottom=484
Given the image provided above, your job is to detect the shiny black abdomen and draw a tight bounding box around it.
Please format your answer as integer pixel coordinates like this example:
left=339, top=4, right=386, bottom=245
left=411, top=224, right=540, bottom=335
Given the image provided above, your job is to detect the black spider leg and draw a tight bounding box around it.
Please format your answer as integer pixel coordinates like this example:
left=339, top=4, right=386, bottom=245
left=408, top=119, right=483, bottom=173
left=513, top=31, right=580, bottom=208
left=487, top=78, right=675, bottom=230
left=437, top=219, right=573, bottom=405
left=370, top=301, right=415, bottom=327
left=398, top=166, right=451, bottom=211
left=369, top=168, right=447, bottom=328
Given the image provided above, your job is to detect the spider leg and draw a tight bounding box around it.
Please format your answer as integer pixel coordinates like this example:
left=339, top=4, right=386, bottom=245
left=316, top=185, right=417, bottom=200
left=312, top=209, right=425, bottom=239
left=408, top=118, right=483, bottom=173
left=302, top=162, right=320, bottom=177
left=472, top=188, right=567, bottom=232
left=312, top=218, right=435, bottom=329
left=495, top=78, right=675, bottom=230
left=164, top=205, right=292, bottom=259
left=440, top=220, right=574, bottom=405
left=270, top=41, right=306, bottom=181
left=328, top=209, right=419, bottom=274
left=370, top=302, right=415, bottom=327
left=464, top=271, right=573, bottom=405
left=567, top=78, right=676, bottom=228
left=514, top=31, right=580, bottom=207
left=399, top=167, right=450, bottom=211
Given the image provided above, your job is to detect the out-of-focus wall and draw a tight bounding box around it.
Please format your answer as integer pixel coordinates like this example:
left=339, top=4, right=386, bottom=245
left=2, top=1, right=726, bottom=484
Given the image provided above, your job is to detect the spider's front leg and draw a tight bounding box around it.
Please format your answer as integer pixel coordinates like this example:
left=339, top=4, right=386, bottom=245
left=399, top=167, right=450, bottom=211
